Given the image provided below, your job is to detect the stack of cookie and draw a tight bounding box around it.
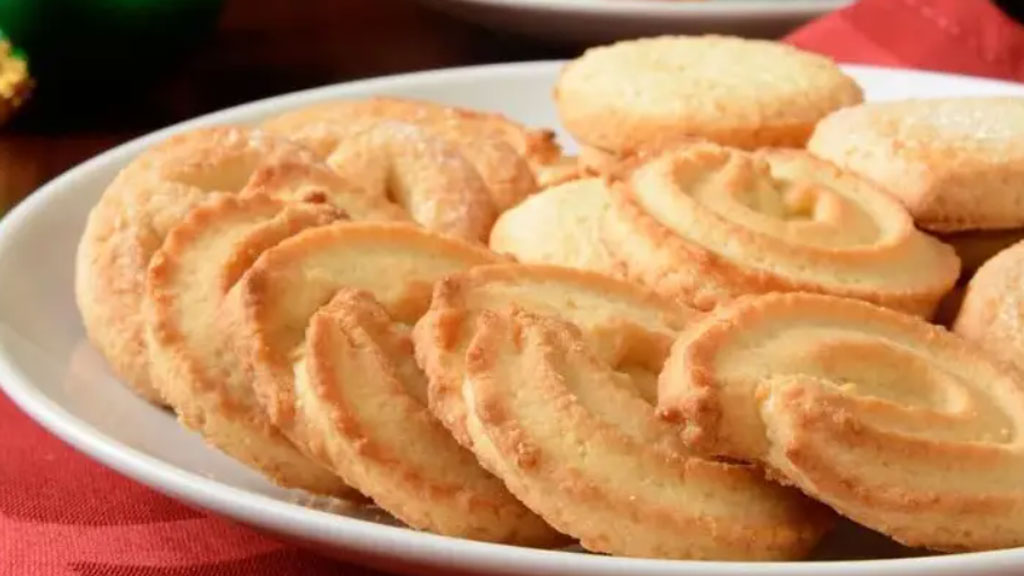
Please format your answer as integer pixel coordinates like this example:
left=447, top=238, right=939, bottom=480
left=75, top=34, right=1024, bottom=561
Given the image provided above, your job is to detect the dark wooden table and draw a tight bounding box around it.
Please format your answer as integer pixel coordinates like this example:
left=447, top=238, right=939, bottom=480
left=0, top=0, right=572, bottom=215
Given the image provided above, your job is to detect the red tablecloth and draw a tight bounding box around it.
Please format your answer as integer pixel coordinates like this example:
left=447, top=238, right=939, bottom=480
left=3, top=1, right=1023, bottom=573
left=787, top=0, right=1024, bottom=82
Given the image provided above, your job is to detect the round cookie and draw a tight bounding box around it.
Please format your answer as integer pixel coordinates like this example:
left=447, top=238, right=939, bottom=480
left=954, top=239, right=1024, bottom=371
left=556, top=35, right=862, bottom=158
left=808, top=97, right=1024, bottom=274
left=488, top=178, right=620, bottom=277
left=533, top=155, right=582, bottom=188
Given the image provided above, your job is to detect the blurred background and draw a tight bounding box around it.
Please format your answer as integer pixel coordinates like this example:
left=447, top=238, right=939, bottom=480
left=0, top=0, right=569, bottom=214
left=2, top=0, right=1022, bottom=217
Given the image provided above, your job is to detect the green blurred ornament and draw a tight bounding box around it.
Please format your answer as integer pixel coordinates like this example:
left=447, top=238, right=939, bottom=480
left=0, top=0, right=224, bottom=124
left=0, top=28, right=32, bottom=126
left=0, top=0, right=225, bottom=62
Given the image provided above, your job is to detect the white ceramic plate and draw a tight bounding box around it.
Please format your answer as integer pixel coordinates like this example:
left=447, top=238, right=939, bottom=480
left=419, top=0, right=853, bottom=43
left=3, top=62, right=1024, bottom=576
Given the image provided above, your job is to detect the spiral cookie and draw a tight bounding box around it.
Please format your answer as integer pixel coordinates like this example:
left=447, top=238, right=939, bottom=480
left=416, top=264, right=695, bottom=444
left=808, top=97, right=1024, bottom=273
left=75, top=126, right=353, bottom=404
left=263, top=120, right=496, bottom=242
left=263, top=96, right=560, bottom=211
left=556, top=35, right=862, bottom=160
left=578, top=137, right=704, bottom=179
left=235, top=222, right=560, bottom=544
left=659, top=292, right=1024, bottom=551
left=489, top=178, right=621, bottom=277
left=414, top=265, right=831, bottom=559
left=954, top=240, right=1024, bottom=371
left=145, top=194, right=354, bottom=496
left=603, top=143, right=960, bottom=315
left=241, top=153, right=412, bottom=224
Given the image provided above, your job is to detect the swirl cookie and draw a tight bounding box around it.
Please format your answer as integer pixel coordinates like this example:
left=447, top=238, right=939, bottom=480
left=259, top=121, right=496, bottom=242
left=488, top=178, right=621, bottom=277
left=556, top=35, right=862, bottom=162
left=263, top=96, right=560, bottom=211
left=145, top=194, right=353, bottom=496
left=416, top=264, right=698, bottom=446
left=602, top=143, right=960, bottom=316
left=954, top=240, right=1024, bottom=371
left=235, top=222, right=560, bottom=545
left=808, top=97, right=1024, bottom=273
left=75, top=126, right=353, bottom=404
left=414, top=265, right=831, bottom=559
left=659, top=292, right=1024, bottom=552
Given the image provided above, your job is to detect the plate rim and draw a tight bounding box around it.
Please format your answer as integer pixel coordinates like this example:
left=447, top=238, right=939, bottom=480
left=2, top=60, right=1024, bottom=575
left=424, top=0, right=855, bottom=18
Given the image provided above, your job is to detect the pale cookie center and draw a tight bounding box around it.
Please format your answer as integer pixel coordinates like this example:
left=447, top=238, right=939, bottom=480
left=463, top=288, right=674, bottom=406
left=780, top=183, right=829, bottom=221
left=778, top=338, right=963, bottom=409
left=323, top=122, right=492, bottom=241
left=722, top=329, right=1016, bottom=445
left=587, top=322, right=674, bottom=405
left=168, top=152, right=265, bottom=193
left=325, top=128, right=410, bottom=209
left=670, top=152, right=883, bottom=249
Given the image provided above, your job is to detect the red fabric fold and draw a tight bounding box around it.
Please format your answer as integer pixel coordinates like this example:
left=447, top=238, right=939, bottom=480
left=785, top=0, right=1024, bottom=82
left=0, top=393, right=356, bottom=575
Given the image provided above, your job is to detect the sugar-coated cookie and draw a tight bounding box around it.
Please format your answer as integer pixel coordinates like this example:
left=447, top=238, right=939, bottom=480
left=557, top=35, right=862, bottom=158
left=263, top=96, right=560, bottom=211
left=954, top=240, right=1024, bottom=372
left=489, top=178, right=620, bottom=277
left=809, top=97, right=1024, bottom=271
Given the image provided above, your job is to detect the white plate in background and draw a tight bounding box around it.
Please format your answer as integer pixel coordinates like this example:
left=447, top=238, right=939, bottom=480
left=419, top=0, right=853, bottom=43
left=2, top=62, right=1024, bottom=576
